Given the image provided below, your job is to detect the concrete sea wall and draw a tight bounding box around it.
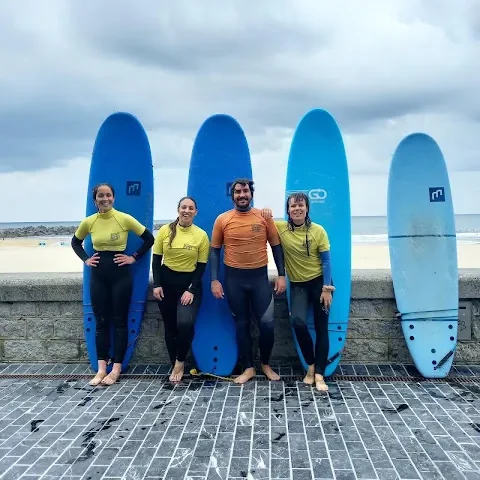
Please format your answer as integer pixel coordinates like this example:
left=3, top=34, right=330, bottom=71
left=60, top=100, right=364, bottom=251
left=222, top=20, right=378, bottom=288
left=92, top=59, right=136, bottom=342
left=0, top=271, right=478, bottom=367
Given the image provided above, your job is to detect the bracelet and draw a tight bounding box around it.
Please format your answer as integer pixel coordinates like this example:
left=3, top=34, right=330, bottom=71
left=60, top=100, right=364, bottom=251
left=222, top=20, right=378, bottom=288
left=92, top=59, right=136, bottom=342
left=322, top=285, right=335, bottom=292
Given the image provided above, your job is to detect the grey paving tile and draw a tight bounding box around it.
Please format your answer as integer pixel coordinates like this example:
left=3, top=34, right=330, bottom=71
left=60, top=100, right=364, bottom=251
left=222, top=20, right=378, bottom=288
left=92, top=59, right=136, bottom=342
left=375, top=469, right=401, bottom=480
left=1, top=465, right=30, bottom=480
left=0, top=364, right=479, bottom=479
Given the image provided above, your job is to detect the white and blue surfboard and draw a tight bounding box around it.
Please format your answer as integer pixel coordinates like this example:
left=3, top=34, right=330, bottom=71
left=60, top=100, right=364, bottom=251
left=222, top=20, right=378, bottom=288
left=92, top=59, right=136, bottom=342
left=387, top=132, right=458, bottom=378
left=285, top=108, right=352, bottom=377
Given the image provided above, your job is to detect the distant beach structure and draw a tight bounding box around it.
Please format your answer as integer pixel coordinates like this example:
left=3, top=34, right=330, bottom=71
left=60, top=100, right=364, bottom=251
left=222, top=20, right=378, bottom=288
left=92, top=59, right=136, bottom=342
left=0, top=221, right=169, bottom=239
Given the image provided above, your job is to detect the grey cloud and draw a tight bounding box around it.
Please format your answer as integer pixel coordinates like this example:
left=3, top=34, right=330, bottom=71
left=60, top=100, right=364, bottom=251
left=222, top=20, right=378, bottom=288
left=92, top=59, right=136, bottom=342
left=0, top=0, right=478, bottom=177
left=66, top=1, right=328, bottom=71
left=0, top=101, right=116, bottom=173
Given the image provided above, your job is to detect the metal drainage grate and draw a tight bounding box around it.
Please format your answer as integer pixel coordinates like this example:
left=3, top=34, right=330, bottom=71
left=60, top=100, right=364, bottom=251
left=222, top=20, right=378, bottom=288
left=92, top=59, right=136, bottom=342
left=0, top=373, right=478, bottom=384
left=262, top=374, right=480, bottom=384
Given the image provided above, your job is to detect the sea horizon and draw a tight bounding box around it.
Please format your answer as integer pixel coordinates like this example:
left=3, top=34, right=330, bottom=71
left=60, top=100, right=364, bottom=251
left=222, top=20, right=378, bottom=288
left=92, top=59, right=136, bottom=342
left=2, top=213, right=480, bottom=244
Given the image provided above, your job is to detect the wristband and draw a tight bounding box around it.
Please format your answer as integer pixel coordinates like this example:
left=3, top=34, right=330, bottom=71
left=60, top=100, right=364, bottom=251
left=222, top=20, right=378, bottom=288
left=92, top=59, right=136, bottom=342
left=322, top=285, right=335, bottom=292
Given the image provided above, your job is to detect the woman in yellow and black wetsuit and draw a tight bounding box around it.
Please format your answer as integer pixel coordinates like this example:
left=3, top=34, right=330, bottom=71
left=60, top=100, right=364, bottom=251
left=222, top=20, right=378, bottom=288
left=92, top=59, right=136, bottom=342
left=71, top=183, right=154, bottom=386
left=262, top=192, right=334, bottom=392
left=152, top=196, right=210, bottom=382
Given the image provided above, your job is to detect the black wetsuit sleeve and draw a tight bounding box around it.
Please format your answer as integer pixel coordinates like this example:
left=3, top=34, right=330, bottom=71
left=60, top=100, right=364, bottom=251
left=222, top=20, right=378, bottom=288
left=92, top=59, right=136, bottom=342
left=209, top=247, right=221, bottom=281
left=132, top=228, right=155, bottom=260
left=271, top=244, right=286, bottom=276
left=71, top=235, right=89, bottom=262
left=187, top=262, right=207, bottom=295
left=152, top=253, right=163, bottom=288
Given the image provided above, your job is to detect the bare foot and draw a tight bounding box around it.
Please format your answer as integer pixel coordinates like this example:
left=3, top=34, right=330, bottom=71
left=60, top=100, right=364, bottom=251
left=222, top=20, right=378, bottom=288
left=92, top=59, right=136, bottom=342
left=89, top=372, right=107, bottom=386
left=315, top=374, right=328, bottom=392
left=234, top=367, right=256, bottom=384
left=101, top=365, right=121, bottom=386
left=261, top=364, right=280, bottom=381
left=303, top=365, right=315, bottom=385
left=169, top=361, right=185, bottom=382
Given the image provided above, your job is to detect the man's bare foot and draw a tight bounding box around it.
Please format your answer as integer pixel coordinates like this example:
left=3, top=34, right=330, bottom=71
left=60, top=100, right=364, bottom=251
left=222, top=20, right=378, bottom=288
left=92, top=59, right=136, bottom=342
left=303, top=365, right=315, bottom=385
left=261, top=364, right=280, bottom=381
left=169, top=361, right=185, bottom=382
left=89, top=372, right=107, bottom=386
left=315, top=374, right=328, bottom=392
left=101, top=364, right=121, bottom=386
left=234, top=367, right=256, bottom=384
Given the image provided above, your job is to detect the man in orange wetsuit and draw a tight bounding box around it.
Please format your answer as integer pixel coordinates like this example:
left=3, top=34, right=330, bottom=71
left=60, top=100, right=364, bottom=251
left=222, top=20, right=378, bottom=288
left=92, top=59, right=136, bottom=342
left=209, top=178, right=287, bottom=384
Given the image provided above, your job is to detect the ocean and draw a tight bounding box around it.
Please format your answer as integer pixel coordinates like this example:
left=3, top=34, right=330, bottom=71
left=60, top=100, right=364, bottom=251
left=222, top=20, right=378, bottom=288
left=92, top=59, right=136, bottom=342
left=2, top=214, right=480, bottom=244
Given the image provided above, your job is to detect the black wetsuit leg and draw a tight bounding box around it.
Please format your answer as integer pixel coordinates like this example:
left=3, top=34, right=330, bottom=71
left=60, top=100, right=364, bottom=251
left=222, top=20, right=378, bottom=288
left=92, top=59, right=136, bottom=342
left=111, top=269, right=132, bottom=364
left=158, top=285, right=179, bottom=365
left=248, top=270, right=275, bottom=366
left=90, top=267, right=111, bottom=362
left=224, top=268, right=253, bottom=368
left=176, top=286, right=202, bottom=362
left=309, top=277, right=330, bottom=375
left=290, top=282, right=315, bottom=366
left=224, top=266, right=275, bottom=368
left=90, top=251, right=133, bottom=364
left=157, top=266, right=202, bottom=364
left=290, top=275, right=330, bottom=374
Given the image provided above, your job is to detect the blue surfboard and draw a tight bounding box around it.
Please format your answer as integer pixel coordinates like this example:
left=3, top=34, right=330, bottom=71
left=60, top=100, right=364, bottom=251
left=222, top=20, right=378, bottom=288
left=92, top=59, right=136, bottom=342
left=285, top=108, right=352, bottom=377
left=387, top=133, right=458, bottom=378
left=82, top=112, right=154, bottom=374
left=187, top=114, right=253, bottom=376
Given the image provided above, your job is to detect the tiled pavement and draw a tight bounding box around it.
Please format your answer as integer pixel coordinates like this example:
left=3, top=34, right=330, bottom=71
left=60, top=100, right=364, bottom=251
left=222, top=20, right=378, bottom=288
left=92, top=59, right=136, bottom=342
left=0, top=363, right=479, bottom=480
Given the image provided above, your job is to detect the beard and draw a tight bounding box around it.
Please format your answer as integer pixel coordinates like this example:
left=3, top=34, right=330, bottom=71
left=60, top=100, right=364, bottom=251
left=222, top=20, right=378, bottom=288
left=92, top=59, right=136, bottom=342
left=234, top=197, right=251, bottom=211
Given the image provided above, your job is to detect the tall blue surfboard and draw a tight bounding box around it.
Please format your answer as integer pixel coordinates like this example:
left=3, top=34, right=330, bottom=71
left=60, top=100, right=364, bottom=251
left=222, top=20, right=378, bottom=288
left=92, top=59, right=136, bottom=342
left=187, top=114, right=252, bottom=376
left=82, top=112, right=154, bottom=373
left=285, top=108, right=352, bottom=377
left=387, top=133, right=458, bottom=378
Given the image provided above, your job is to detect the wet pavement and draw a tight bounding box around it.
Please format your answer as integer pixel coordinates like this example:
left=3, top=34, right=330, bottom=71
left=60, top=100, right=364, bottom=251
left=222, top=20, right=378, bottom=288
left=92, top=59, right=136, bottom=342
left=0, top=363, right=479, bottom=480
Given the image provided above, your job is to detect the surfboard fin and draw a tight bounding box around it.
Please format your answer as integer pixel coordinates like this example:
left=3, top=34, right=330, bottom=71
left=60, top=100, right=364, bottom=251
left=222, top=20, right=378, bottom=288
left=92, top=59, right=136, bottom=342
left=434, top=349, right=455, bottom=370
left=326, top=351, right=341, bottom=365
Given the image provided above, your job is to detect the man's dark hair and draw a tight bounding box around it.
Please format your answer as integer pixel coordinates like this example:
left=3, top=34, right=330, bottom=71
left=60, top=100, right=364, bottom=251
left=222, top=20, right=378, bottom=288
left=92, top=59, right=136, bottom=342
left=230, top=178, right=255, bottom=199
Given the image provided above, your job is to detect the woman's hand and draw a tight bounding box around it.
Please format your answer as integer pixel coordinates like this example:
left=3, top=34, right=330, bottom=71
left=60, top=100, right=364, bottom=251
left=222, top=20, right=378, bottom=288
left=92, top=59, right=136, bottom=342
left=153, top=287, right=164, bottom=301
left=320, top=291, right=332, bottom=310
left=85, top=253, right=100, bottom=267
left=180, top=291, right=194, bottom=305
left=114, top=254, right=136, bottom=266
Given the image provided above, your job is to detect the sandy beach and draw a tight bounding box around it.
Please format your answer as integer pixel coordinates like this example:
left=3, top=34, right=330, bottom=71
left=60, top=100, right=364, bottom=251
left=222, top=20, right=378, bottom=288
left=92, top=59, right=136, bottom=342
left=0, top=236, right=478, bottom=273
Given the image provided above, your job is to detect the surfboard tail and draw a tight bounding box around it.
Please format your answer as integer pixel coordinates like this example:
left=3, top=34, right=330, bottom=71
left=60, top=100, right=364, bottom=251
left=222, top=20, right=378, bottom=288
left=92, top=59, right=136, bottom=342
left=399, top=313, right=458, bottom=378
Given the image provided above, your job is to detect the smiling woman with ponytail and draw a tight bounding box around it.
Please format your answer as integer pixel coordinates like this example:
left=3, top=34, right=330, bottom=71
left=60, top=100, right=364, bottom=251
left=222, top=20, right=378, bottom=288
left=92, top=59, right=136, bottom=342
left=151, top=196, right=210, bottom=382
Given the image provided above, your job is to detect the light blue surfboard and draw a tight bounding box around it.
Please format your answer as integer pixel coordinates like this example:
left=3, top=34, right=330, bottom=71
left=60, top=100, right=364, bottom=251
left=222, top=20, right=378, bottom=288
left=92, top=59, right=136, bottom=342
left=285, top=108, right=352, bottom=377
left=187, top=114, right=253, bottom=376
left=82, top=112, right=154, bottom=374
left=387, top=133, right=458, bottom=378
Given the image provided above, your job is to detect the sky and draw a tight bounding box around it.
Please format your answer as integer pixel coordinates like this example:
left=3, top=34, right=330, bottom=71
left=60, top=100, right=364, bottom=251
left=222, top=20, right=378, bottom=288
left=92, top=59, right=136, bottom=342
left=0, top=0, right=479, bottom=222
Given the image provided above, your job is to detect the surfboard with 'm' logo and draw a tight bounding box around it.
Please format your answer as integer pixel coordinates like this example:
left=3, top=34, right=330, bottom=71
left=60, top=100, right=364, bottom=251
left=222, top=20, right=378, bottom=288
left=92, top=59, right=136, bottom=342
left=388, top=132, right=458, bottom=378
left=82, top=112, right=154, bottom=373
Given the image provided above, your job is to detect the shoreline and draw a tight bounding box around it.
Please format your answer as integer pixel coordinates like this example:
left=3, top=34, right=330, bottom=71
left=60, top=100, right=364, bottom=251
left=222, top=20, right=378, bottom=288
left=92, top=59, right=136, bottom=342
left=1, top=237, right=478, bottom=272
left=0, top=224, right=167, bottom=239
